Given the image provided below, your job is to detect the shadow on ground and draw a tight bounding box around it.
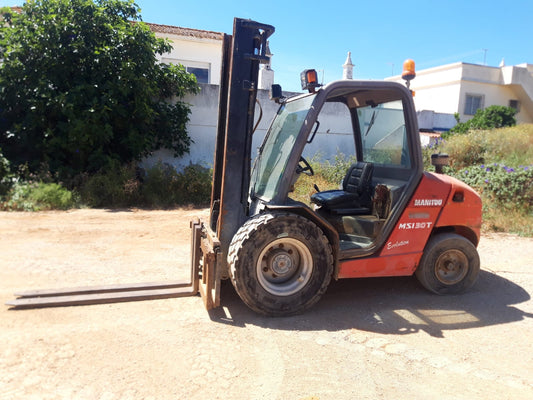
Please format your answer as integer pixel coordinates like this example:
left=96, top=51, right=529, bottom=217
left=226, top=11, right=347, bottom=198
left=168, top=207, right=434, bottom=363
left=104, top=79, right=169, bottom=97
left=209, top=270, right=533, bottom=338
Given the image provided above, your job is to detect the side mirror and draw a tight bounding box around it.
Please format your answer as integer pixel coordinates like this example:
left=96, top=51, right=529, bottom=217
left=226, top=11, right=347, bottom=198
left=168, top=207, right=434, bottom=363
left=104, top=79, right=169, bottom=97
left=270, top=84, right=284, bottom=103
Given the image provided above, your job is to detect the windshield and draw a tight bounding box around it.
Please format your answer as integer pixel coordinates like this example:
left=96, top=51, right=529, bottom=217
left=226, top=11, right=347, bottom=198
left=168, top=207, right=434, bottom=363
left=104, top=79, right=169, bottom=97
left=251, top=94, right=315, bottom=201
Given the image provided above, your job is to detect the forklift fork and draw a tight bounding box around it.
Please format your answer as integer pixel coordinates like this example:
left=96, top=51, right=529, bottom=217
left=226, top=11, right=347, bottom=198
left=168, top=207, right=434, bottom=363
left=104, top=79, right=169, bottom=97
left=6, top=219, right=221, bottom=310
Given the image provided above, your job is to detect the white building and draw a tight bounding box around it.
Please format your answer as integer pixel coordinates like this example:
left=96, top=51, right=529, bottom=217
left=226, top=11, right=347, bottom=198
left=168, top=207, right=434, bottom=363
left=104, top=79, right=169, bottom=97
left=387, top=62, right=533, bottom=127
left=148, top=23, right=275, bottom=90
left=147, top=23, right=224, bottom=85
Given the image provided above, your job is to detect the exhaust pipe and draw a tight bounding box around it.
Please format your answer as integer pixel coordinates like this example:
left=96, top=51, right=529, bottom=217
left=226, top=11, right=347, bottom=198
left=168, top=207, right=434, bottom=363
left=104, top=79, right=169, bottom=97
left=431, top=153, right=449, bottom=174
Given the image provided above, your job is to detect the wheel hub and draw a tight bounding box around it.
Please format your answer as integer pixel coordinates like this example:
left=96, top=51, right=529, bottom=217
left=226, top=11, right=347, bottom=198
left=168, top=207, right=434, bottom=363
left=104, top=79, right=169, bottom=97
left=256, top=238, right=313, bottom=296
left=435, top=249, right=468, bottom=285
left=270, top=252, right=293, bottom=276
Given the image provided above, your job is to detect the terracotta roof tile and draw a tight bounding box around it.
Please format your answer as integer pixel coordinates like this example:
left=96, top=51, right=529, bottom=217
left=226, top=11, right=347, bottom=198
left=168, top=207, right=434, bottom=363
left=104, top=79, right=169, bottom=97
left=146, top=22, right=224, bottom=41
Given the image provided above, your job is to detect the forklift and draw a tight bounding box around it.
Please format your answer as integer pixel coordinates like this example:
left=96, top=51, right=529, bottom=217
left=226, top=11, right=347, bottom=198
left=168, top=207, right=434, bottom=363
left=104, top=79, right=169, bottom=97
left=8, top=18, right=482, bottom=316
left=194, top=18, right=481, bottom=316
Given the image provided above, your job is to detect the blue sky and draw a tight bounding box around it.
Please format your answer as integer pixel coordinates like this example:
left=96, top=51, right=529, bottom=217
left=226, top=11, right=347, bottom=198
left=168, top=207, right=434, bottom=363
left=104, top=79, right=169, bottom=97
left=2, top=0, right=532, bottom=92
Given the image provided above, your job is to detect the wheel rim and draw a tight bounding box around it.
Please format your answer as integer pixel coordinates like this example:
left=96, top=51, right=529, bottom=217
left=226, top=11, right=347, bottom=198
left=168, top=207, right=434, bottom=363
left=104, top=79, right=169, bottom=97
left=435, top=249, right=469, bottom=285
left=256, top=237, right=313, bottom=296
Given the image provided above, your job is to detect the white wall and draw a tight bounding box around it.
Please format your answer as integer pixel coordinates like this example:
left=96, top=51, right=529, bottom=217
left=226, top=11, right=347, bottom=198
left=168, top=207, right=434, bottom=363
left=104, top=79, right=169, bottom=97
left=142, top=84, right=363, bottom=171
left=142, top=84, right=283, bottom=170
left=414, top=83, right=462, bottom=115
left=417, top=110, right=457, bottom=132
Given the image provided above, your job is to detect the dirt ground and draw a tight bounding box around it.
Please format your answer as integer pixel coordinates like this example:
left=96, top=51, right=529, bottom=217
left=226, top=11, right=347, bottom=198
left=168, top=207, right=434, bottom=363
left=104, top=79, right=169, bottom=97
left=1, top=209, right=532, bottom=400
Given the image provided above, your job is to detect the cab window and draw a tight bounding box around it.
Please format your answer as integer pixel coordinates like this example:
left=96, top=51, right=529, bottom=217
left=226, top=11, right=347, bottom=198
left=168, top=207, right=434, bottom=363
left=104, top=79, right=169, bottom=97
left=358, top=100, right=411, bottom=168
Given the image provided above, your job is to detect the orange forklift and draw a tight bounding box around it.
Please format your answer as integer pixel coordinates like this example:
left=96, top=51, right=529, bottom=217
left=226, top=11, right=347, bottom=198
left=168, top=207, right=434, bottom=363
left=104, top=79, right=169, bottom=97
left=8, top=18, right=482, bottom=316
left=197, top=19, right=482, bottom=316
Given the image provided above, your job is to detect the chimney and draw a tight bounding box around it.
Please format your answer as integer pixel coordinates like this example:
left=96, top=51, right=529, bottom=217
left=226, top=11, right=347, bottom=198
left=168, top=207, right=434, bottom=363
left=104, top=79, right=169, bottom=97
left=343, top=52, right=354, bottom=80
left=258, top=40, right=274, bottom=90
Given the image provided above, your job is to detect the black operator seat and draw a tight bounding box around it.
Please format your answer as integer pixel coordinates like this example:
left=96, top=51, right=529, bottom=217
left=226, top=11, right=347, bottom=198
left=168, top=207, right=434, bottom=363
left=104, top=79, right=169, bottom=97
left=311, top=161, right=374, bottom=215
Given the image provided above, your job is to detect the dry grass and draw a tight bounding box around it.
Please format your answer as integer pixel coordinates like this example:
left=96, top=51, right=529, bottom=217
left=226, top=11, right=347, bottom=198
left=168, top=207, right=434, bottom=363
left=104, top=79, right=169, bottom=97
left=481, top=199, right=533, bottom=236
left=441, top=124, right=533, bottom=169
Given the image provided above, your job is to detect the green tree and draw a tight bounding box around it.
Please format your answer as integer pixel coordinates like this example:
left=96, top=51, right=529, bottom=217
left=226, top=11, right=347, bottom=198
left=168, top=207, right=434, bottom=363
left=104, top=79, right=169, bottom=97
left=449, top=105, right=517, bottom=135
left=0, top=0, right=199, bottom=180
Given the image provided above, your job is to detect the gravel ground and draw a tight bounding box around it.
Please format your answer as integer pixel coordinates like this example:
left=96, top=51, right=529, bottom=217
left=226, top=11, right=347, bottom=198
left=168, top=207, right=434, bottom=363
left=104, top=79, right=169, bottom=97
left=1, top=209, right=532, bottom=400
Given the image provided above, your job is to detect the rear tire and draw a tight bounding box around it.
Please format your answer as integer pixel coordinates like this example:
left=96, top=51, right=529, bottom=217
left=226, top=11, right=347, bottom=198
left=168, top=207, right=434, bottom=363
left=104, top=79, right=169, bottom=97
left=415, top=233, right=480, bottom=295
left=228, top=212, right=333, bottom=316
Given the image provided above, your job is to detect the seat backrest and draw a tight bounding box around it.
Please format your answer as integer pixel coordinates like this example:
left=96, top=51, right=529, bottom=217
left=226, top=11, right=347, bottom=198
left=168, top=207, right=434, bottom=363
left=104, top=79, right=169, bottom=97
left=342, top=162, right=373, bottom=195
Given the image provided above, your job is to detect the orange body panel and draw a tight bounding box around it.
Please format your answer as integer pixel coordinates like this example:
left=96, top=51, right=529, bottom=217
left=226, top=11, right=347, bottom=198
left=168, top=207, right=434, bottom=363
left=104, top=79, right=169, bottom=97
left=337, top=252, right=423, bottom=278
left=434, top=174, right=482, bottom=242
left=337, top=172, right=482, bottom=279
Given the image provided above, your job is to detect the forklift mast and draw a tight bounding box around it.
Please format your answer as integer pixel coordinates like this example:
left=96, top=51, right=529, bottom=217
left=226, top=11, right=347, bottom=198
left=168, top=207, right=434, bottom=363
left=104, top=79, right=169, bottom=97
left=209, top=19, right=275, bottom=258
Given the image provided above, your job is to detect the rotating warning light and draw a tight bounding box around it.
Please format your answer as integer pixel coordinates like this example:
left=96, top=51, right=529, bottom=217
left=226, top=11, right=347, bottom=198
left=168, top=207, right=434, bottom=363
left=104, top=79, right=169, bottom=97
left=402, top=59, right=416, bottom=81
left=301, top=69, right=321, bottom=92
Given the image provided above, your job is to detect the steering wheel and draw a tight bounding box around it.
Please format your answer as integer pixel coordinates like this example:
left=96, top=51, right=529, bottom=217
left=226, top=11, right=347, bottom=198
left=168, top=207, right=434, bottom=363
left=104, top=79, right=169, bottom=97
left=296, top=156, right=314, bottom=176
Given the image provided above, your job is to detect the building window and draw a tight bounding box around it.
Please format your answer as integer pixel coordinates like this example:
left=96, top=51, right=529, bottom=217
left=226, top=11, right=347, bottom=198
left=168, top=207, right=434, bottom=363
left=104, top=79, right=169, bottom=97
left=509, top=99, right=521, bottom=112
left=186, top=67, right=209, bottom=84
left=160, top=57, right=210, bottom=84
left=464, top=94, right=484, bottom=115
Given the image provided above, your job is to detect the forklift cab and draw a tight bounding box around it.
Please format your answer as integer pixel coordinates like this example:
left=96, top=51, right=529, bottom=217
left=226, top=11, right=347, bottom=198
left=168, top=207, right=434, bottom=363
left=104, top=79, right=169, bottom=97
left=249, top=80, right=423, bottom=257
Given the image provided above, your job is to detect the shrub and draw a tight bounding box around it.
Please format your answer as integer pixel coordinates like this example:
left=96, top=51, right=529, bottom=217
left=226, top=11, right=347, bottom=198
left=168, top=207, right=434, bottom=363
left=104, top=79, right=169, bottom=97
left=448, top=105, right=516, bottom=135
left=139, top=162, right=178, bottom=208
left=173, top=164, right=212, bottom=205
left=452, top=164, right=532, bottom=212
left=79, top=162, right=212, bottom=208
left=136, top=162, right=211, bottom=207
left=29, top=182, right=76, bottom=210
left=482, top=124, right=533, bottom=166
left=1, top=181, right=77, bottom=211
left=79, top=162, right=142, bottom=208
left=421, top=126, right=533, bottom=235
left=438, top=131, right=487, bottom=169
left=423, top=125, right=533, bottom=171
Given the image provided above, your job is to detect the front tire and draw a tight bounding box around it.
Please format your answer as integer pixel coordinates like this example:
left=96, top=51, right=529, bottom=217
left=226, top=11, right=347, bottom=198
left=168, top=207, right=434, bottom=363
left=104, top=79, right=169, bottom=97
left=415, top=233, right=480, bottom=295
left=228, top=212, right=334, bottom=316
